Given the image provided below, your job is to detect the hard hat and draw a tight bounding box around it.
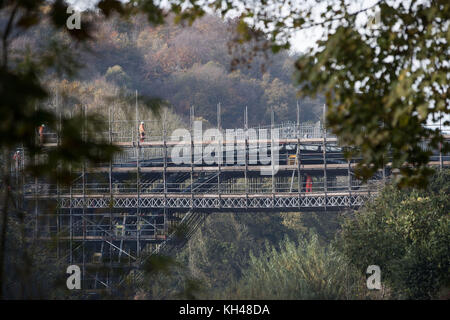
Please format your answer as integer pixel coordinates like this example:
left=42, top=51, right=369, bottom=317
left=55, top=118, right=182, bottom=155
left=41, top=124, right=45, bottom=127
left=140, top=121, right=144, bottom=125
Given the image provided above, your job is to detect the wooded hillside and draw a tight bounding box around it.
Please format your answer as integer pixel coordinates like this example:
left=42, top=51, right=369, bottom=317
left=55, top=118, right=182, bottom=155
left=12, top=12, right=323, bottom=127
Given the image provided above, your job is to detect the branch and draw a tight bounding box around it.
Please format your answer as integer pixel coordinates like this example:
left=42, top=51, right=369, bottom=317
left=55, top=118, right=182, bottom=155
left=272, top=0, right=386, bottom=32
left=2, top=2, right=20, bottom=67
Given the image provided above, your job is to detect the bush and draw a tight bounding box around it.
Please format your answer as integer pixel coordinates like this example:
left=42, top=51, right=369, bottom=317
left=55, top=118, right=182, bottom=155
left=218, top=232, right=367, bottom=299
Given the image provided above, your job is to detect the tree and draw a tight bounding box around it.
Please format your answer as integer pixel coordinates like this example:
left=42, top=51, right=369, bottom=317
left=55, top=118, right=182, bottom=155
left=294, top=1, right=449, bottom=187
left=105, top=65, right=132, bottom=88
left=338, top=170, right=450, bottom=299
left=263, top=77, right=295, bottom=120
left=217, top=0, right=449, bottom=187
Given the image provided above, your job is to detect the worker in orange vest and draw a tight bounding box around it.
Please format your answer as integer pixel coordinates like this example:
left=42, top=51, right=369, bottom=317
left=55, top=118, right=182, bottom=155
left=139, top=121, right=145, bottom=143
left=305, top=174, right=313, bottom=193
left=13, top=151, right=20, bottom=172
left=38, top=124, right=45, bottom=145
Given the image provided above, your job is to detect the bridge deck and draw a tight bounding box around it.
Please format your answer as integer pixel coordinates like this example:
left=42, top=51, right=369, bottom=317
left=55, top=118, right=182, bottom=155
left=40, top=137, right=340, bottom=148
left=30, top=191, right=371, bottom=199
left=84, top=161, right=449, bottom=173
left=39, top=134, right=450, bottom=148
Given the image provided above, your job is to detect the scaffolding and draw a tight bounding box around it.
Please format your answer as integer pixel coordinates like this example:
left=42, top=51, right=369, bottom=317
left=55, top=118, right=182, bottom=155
left=12, top=99, right=450, bottom=291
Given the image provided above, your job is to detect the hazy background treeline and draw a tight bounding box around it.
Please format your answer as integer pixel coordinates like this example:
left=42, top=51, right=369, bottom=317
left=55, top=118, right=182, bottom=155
left=11, top=13, right=323, bottom=127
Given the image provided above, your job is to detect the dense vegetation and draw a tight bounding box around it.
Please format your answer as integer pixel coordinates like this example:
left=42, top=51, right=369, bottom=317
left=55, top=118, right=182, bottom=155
left=339, top=170, right=450, bottom=299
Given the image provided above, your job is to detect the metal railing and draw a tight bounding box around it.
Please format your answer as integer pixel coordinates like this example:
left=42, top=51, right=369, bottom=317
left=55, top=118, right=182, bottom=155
left=25, top=177, right=383, bottom=197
